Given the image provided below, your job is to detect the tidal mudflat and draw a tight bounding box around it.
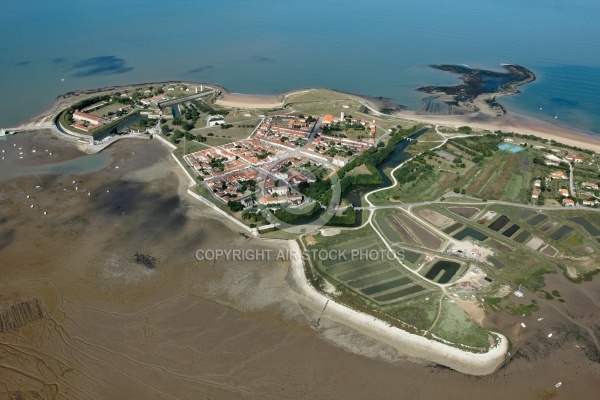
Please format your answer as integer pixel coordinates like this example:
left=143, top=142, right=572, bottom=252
left=1, top=133, right=599, bottom=399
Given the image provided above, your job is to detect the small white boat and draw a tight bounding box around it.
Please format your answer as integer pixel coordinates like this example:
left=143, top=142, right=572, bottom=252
left=521, top=323, right=526, bottom=328
left=555, top=382, right=562, bottom=388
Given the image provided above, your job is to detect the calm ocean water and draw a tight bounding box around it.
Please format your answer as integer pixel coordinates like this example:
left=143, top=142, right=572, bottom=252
left=1, top=0, right=599, bottom=134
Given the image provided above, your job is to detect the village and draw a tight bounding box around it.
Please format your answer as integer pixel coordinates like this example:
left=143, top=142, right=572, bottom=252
left=525, top=143, right=600, bottom=207
left=184, top=113, right=376, bottom=207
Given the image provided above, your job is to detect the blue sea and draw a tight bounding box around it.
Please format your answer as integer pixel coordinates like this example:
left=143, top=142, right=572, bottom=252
left=1, top=0, right=599, bottom=135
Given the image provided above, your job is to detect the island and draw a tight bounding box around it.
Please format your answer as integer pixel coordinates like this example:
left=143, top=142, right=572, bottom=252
left=417, top=64, right=535, bottom=116
left=5, top=73, right=600, bottom=376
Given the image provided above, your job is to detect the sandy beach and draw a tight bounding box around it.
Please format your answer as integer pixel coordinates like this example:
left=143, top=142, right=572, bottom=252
left=399, top=109, right=600, bottom=153
left=211, top=87, right=600, bottom=153
left=215, top=92, right=285, bottom=109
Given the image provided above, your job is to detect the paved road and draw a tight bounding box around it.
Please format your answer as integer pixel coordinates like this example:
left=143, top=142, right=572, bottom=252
left=356, top=198, right=600, bottom=212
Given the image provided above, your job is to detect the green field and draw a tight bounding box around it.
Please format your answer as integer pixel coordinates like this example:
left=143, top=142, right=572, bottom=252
left=430, top=300, right=492, bottom=349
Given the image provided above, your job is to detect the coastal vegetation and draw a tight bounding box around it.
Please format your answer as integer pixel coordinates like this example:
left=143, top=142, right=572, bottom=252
left=44, top=82, right=600, bottom=359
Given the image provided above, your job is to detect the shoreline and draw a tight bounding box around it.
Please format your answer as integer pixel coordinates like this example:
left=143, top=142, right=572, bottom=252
left=398, top=109, right=600, bottom=153
left=151, top=123, right=510, bottom=374
left=9, top=82, right=600, bottom=153
left=285, top=240, right=509, bottom=375
left=5, top=82, right=595, bottom=375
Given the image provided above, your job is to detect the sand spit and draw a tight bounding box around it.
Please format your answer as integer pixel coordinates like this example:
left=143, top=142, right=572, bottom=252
left=284, top=241, right=509, bottom=375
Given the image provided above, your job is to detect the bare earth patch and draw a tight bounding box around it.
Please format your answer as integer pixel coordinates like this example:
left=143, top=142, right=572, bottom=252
left=321, top=228, right=342, bottom=237
left=305, top=235, right=317, bottom=245
left=418, top=209, right=455, bottom=228
left=449, top=207, right=481, bottom=219
left=526, top=237, right=545, bottom=251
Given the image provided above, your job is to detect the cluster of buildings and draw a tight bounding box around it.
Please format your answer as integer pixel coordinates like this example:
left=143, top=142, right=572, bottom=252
left=530, top=151, right=599, bottom=206
left=140, top=93, right=167, bottom=106
left=184, top=113, right=375, bottom=207
left=322, top=113, right=377, bottom=135
left=70, top=109, right=108, bottom=132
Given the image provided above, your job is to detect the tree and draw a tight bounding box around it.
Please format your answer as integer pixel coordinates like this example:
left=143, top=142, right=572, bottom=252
left=182, top=121, right=195, bottom=131
left=172, top=130, right=184, bottom=143
left=227, top=200, right=244, bottom=212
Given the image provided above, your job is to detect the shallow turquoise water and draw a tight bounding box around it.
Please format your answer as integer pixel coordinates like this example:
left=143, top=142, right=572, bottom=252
left=0, top=0, right=598, bottom=134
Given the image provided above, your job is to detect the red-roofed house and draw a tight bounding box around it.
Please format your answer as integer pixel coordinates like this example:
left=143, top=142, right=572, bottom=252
left=531, top=189, right=540, bottom=199
left=369, top=120, right=376, bottom=135
left=140, top=94, right=166, bottom=106
left=558, top=188, right=569, bottom=197
left=566, top=155, right=584, bottom=163
left=321, top=114, right=335, bottom=126
left=562, top=198, right=575, bottom=206
left=549, top=171, right=567, bottom=180
left=583, top=182, right=599, bottom=190
left=73, top=110, right=104, bottom=125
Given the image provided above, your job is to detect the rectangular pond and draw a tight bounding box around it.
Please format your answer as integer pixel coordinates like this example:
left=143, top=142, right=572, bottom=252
left=361, top=277, right=413, bottom=296
left=550, top=225, right=574, bottom=241
left=527, top=213, right=548, bottom=226
left=349, top=270, right=401, bottom=288
left=502, top=224, right=520, bottom=237
left=374, top=285, right=425, bottom=302
left=568, top=217, right=600, bottom=236
left=514, top=230, right=531, bottom=243
left=442, top=222, right=463, bottom=234
left=424, top=260, right=461, bottom=283
left=453, top=227, right=488, bottom=241
left=488, top=257, right=504, bottom=269
left=326, top=259, right=371, bottom=275
left=517, top=210, right=535, bottom=219
left=337, top=264, right=391, bottom=281
left=488, top=215, right=510, bottom=231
